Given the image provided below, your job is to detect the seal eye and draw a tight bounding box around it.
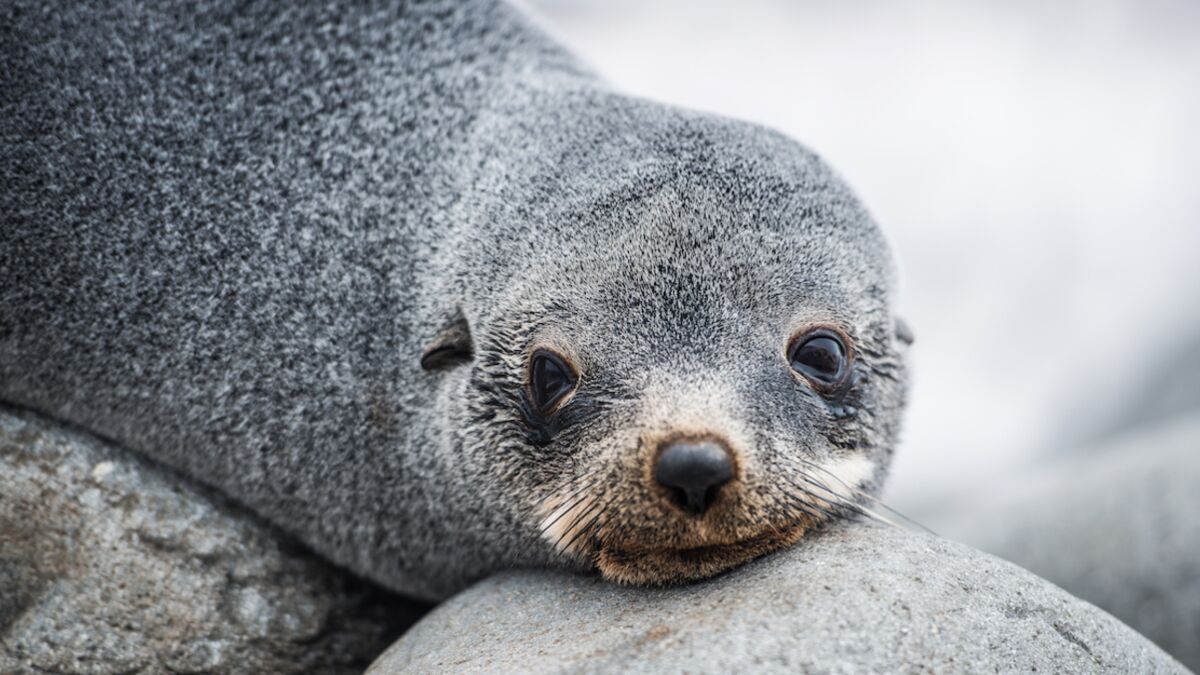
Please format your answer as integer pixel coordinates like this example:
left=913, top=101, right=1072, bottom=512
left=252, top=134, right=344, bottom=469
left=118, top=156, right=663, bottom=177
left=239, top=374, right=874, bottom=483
left=530, top=350, right=577, bottom=413
left=789, top=331, right=849, bottom=388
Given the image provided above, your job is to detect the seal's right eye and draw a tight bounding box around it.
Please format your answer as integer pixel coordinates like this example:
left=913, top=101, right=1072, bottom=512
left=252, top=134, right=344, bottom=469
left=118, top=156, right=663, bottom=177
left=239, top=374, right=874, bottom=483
left=788, top=330, right=850, bottom=390
left=530, top=350, right=577, bottom=413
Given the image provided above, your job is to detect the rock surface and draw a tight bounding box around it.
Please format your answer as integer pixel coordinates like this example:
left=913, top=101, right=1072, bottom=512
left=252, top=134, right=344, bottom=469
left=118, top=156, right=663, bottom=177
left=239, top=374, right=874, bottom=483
left=0, top=406, right=428, bottom=675
left=368, top=523, right=1187, bottom=674
left=928, top=414, right=1200, bottom=672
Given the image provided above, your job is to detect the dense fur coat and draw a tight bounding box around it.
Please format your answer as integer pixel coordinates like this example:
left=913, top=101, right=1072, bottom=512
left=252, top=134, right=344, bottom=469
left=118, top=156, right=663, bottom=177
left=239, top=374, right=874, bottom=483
left=1, top=0, right=908, bottom=600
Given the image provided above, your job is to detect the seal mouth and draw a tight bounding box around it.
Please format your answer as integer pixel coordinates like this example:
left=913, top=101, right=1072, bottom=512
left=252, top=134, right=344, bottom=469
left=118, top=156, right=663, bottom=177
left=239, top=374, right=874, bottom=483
left=535, top=455, right=870, bottom=585
left=537, top=485, right=830, bottom=585
left=593, top=520, right=812, bottom=585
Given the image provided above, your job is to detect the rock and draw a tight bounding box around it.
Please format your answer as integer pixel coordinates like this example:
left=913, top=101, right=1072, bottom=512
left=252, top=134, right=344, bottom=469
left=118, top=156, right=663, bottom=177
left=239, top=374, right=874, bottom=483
left=0, top=407, right=429, bottom=675
left=928, top=413, right=1200, bottom=672
left=367, top=523, right=1187, bottom=674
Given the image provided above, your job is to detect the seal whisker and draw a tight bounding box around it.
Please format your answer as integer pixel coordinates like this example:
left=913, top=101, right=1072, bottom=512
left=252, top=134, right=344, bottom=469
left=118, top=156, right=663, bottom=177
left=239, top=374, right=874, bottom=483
left=549, top=494, right=606, bottom=556
left=550, top=499, right=600, bottom=551
left=782, top=483, right=848, bottom=523
left=792, top=472, right=861, bottom=511
left=555, top=491, right=622, bottom=559
left=539, top=481, right=599, bottom=536
left=795, top=457, right=936, bottom=535
left=558, top=509, right=606, bottom=558
left=539, top=495, right=592, bottom=541
left=790, top=470, right=911, bottom=531
left=780, top=470, right=900, bottom=531
left=779, top=492, right=829, bottom=523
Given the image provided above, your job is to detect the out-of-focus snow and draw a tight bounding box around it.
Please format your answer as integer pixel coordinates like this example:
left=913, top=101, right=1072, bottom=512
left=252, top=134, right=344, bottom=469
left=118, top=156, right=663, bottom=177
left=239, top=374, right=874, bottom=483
left=525, top=0, right=1200, bottom=511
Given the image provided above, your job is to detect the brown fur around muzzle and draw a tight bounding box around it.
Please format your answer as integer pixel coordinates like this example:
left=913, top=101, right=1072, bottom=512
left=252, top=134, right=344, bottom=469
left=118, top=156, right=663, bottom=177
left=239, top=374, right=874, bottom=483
left=537, top=465, right=840, bottom=585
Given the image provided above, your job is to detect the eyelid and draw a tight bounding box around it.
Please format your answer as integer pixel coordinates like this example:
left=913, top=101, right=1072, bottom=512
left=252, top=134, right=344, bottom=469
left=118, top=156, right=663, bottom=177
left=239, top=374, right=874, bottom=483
left=786, top=325, right=853, bottom=356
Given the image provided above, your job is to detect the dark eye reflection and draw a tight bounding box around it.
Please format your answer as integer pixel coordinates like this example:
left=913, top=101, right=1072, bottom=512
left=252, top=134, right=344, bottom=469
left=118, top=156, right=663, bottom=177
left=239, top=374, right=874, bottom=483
left=530, top=350, right=578, bottom=412
left=789, top=331, right=849, bottom=388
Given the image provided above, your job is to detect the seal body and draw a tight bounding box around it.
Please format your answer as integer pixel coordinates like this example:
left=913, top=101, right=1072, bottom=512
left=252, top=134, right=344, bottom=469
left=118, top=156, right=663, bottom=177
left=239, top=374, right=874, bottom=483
left=1, top=0, right=909, bottom=600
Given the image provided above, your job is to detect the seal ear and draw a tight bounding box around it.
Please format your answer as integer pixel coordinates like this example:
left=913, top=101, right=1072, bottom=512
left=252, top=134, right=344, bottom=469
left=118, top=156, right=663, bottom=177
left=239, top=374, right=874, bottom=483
left=421, top=315, right=473, bottom=371
left=894, top=317, right=915, bottom=346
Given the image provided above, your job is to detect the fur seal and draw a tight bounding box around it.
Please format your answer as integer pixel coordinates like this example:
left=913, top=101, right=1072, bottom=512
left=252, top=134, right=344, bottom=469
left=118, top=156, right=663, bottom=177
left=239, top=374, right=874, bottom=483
left=0, top=0, right=910, bottom=600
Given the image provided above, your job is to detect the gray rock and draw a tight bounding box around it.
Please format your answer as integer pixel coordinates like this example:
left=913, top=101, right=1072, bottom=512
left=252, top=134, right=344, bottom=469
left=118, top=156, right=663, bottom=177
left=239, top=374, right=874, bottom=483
left=367, top=523, right=1187, bottom=674
left=928, top=414, right=1200, bottom=672
left=0, top=407, right=428, bottom=675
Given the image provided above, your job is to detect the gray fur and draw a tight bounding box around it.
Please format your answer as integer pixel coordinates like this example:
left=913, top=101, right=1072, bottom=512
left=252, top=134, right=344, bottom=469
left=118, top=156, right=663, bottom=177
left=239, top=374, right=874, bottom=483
left=1, top=0, right=908, bottom=600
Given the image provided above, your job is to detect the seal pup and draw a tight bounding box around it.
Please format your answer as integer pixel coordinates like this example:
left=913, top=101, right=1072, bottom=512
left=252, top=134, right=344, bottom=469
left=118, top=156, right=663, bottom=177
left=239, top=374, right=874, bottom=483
left=0, top=0, right=911, bottom=600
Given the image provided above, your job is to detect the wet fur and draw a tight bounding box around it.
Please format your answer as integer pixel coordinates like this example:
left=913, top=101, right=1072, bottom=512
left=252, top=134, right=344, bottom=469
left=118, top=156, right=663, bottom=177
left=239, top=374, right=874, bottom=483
left=0, top=0, right=909, bottom=600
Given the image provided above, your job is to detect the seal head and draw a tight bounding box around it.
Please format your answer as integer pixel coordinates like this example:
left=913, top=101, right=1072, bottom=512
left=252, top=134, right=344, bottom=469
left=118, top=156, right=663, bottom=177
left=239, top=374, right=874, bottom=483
left=425, top=100, right=911, bottom=585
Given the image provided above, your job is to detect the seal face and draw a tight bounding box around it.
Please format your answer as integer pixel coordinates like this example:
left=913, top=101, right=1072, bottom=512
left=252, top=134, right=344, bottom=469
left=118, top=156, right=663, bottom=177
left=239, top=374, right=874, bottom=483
left=433, top=157, right=910, bottom=585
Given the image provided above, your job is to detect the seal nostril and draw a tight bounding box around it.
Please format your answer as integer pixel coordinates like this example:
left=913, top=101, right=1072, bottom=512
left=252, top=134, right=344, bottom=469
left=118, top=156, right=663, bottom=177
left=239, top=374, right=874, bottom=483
left=654, top=439, right=734, bottom=514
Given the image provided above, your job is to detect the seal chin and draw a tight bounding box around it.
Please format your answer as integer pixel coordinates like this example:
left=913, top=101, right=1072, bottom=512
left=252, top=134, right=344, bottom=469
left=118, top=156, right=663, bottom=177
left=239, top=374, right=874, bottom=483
left=593, top=521, right=811, bottom=585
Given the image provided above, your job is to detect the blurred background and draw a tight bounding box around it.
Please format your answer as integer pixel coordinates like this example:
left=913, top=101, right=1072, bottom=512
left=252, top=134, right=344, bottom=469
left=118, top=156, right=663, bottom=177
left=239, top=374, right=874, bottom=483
left=525, top=0, right=1200, bottom=516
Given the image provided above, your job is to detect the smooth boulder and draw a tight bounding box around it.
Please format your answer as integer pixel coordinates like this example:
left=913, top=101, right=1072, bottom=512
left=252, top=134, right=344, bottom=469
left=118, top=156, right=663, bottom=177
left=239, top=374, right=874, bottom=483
left=368, top=523, right=1187, bottom=674
left=929, top=414, right=1200, bottom=672
left=0, top=407, right=427, bottom=675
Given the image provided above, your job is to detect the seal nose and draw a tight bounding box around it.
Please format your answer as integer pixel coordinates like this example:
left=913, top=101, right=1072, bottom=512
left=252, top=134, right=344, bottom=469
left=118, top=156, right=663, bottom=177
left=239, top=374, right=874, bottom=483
left=654, top=439, right=734, bottom=514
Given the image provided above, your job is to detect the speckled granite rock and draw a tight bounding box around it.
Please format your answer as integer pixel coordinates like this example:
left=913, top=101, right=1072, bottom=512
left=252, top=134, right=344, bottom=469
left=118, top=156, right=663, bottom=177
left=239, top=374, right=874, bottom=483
left=0, top=407, right=428, bottom=675
left=367, top=523, right=1188, bottom=675
left=928, top=414, right=1200, bottom=672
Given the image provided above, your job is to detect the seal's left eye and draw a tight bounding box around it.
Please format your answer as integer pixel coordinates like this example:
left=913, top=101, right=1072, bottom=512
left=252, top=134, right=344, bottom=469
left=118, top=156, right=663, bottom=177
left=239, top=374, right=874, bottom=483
left=789, top=331, right=849, bottom=389
left=530, top=350, right=577, bottom=413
